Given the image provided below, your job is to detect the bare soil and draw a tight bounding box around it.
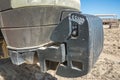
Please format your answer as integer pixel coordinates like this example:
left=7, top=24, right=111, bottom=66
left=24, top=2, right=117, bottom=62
left=0, top=27, right=120, bottom=80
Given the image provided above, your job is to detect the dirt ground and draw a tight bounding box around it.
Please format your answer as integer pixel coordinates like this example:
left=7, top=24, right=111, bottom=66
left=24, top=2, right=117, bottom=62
left=0, top=26, right=120, bottom=80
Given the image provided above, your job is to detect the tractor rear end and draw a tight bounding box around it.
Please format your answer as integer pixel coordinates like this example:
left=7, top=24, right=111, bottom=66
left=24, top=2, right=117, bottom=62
left=0, top=0, right=104, bottom=78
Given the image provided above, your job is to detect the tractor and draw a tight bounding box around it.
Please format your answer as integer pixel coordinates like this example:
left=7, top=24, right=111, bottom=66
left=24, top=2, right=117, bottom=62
left=0, top=0, right=104, bottom=78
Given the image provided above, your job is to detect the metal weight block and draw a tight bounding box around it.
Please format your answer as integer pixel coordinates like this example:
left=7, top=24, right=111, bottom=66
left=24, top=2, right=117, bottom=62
left=51, top=13, right=104, bottom=77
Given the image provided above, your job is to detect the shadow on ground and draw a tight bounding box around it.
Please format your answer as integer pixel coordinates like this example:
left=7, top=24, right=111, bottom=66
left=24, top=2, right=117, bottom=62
left=0, top=58, right=57, bottom=80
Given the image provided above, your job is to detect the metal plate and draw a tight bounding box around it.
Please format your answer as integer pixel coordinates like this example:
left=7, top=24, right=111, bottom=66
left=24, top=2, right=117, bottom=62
left=0, top=0, right=11, bottom=11
left=0, top=6, right=77, bottom=49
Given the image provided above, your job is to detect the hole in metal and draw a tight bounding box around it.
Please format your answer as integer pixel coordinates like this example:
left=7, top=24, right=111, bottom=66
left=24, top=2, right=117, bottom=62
left=46, top=60, right=59, bottom=70
left=72, top=61, right=83, bottom=70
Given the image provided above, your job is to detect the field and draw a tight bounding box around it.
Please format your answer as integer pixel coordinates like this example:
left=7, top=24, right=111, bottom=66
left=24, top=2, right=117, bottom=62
left=0, top=25, right=120, bottom=80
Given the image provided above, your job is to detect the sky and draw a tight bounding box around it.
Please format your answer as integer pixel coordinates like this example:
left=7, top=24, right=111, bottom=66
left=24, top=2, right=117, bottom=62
left=81, top=0, right=120, bottom=18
